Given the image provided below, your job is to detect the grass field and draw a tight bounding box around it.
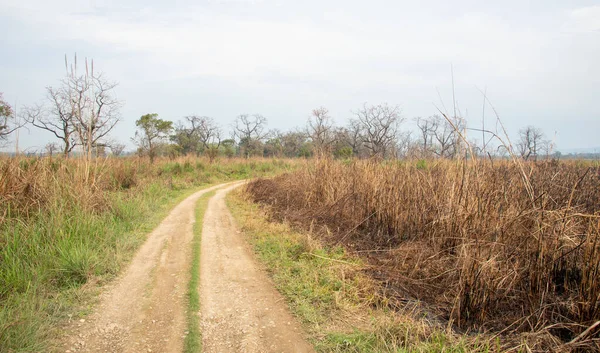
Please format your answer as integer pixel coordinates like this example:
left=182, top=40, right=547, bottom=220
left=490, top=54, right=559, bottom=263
left=245, top=158, right=600, bottom=352
left=0, top=156, right=293, bottom=352
left=2, top=154, right=598, bottom=352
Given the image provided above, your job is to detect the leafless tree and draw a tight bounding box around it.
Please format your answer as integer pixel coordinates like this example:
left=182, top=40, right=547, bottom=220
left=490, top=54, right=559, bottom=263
left=233, top=114, right=269, bottom=157
left=45, top=142, right=59, bottom=156
left=26, top=55, right=121, bottom=157
left=396, top=131, right=413, bottom=158
left=307, top=107, right=334, bottom=156
left=346, top=119, right=364, bottom=156
left=110, top=142, right=126, bottom=156
left=414, top=115, right=465, bottom=159
left=195, top=116, right=222, bottom=151
left=24, top=98, right=77, bottom=156
left=234, top=114, right=268, bottom=141
left=516, top=126, right=546, bottom=161
left=0, top=93, right=20, bottom=146
left=431, top=115, right=458, bottom=158
left=541, top=139, right=554, bottom=160
left=352, top=103, right=404, bottom=158
left=66, top=56, right=121, bottom=156
left=415, top=116, right=438, bottom=156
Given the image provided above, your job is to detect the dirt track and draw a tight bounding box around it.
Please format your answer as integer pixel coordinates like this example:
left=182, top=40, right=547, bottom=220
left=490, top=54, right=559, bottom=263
left=61, top=181, right=313, bottom=353
left=199, top=184, right=314, bottom=353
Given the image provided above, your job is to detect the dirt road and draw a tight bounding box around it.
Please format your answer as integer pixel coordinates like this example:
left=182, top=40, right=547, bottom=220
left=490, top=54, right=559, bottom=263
left=62, top=181, right=313, bottom=353
left=199, top=184, right=314, bottom=353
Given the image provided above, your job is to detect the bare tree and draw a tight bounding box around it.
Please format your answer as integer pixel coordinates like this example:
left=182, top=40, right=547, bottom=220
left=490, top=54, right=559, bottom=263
left=195, top=116, right=222, bottom=152
left=65, top=56, right=121, bottom=156
left=110, top=142, right=126, bottom=156
left=26, top=55, right=121, bottom=157
left=415, top=116, right=438, bottom=156
left=346, top=119, right=364, bottom=156
left=25, top=98, right=77, bottom=157
left=517, top=126, right=546, bottom=161
left=431, top=115, right=458, bottom=158
left=45, top=142, right=59, bottom=156
left=0, top=93, right=19, bottom=145
left=353, top=103, right=404, bottom=158
left=396, top=131, right=413, bottom=158
left=233, top=114, right=269, bottom=157
left=414, top=115, right=465, bottom=159
left=200, top=119, right=222, bottom=162
left=307, top=107, right=334, bottom=156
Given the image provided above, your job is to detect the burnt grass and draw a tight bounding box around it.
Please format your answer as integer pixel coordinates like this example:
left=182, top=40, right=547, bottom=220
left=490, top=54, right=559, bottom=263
left=246, top=158, right=600, bottom=352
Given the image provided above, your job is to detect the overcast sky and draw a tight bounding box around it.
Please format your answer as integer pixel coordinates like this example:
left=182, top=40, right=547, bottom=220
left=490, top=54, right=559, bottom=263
left=1, top=0, right=599, bottom=152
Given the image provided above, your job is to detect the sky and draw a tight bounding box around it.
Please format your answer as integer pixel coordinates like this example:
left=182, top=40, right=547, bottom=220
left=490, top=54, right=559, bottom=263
left=1, top=0, right=599, bottom=153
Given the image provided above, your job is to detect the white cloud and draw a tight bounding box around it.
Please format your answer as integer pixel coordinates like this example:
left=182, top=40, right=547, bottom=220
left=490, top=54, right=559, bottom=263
left=563, top=5, right=600, bottom=33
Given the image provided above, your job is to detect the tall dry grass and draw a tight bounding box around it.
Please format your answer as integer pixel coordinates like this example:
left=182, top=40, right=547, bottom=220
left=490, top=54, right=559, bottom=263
left=247, top=158, right=600, bottom=351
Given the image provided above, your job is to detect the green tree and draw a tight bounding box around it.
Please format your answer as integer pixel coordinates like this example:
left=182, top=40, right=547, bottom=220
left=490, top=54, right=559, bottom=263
left=132, top=113, right=173, bottom=163
left=221, top=139, right=236, bottom=158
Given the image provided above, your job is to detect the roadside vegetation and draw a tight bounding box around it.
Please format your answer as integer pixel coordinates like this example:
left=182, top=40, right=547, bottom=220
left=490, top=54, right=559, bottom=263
left=244, top=158, right=600, bottom=352
left=0, top=156, right=293, bottom=352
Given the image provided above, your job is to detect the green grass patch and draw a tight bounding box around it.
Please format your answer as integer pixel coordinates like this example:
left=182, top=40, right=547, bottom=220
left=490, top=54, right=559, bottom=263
left=184, top=189, right=216, bottom=353
left=0, top=184, right=200, bottom=352
left=226, top=190, right=495, bottom=353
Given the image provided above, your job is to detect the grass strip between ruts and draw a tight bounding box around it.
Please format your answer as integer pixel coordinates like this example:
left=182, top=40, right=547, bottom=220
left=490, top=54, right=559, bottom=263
left=184, top=189, right=217, bottom=353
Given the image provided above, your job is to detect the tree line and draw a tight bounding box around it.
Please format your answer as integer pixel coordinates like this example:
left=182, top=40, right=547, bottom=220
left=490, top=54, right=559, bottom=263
left=0, top=56, right=554, bottom=161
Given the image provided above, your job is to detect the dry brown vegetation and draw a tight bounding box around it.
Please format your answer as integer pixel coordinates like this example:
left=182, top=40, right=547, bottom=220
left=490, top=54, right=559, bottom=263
left=247, top=158, right=600, bottom=352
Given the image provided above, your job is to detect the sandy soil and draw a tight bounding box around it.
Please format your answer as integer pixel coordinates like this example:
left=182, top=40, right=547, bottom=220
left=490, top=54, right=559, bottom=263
left=60, top=181, right=313, bottom=353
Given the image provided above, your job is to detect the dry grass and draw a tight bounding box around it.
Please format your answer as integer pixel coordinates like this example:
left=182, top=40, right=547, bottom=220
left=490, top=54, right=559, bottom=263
left=246, top=158, right=600, bottom=352
left=228, top=190, right=491, bottom=352
left=0, top=156, right=292, bottom=220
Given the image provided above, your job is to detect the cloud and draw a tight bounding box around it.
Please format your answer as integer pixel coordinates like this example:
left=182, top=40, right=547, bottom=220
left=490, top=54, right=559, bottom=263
left=0, top=1, right=544, bottom=83
left=562, top=5, right=600, bottom=33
